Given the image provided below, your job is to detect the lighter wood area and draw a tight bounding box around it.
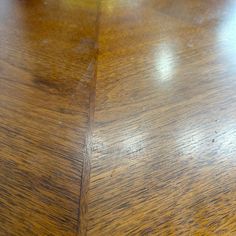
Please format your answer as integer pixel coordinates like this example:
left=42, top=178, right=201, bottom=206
left=88, top=0, right=236, bottom=235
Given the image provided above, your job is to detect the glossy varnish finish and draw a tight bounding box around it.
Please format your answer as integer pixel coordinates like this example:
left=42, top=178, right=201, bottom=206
left=1, top=0, right=236, bottom=235
left=0, top=0, right=97, bottom=235
left=87, top=0, right=236, bottom=235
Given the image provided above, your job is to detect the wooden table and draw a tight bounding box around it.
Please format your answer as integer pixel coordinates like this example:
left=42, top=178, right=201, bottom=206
left=1, top=0, right=236, bottom=235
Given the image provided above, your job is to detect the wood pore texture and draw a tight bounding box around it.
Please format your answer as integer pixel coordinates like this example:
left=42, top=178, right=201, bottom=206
left=1, top=0, right=236, bottom=235
left=87, top=0, right=236, bottom=235
left=0, top=0, right=97, bottom=235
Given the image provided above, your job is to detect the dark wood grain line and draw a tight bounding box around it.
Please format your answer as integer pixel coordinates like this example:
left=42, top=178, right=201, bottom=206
left=78, top=1, right=101, bottom=235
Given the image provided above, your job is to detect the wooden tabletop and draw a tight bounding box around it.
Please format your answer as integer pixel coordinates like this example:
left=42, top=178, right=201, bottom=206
left=1, top=0, right=236, bottom=235
left=0, top=1, right=97, bottom=235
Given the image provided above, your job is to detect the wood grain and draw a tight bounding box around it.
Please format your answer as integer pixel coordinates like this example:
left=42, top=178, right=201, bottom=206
left=87, top=0, right=236, bottom=235
left=2, top=0, right=236, bottom=235
left=0, top=0, right=97, bottom=235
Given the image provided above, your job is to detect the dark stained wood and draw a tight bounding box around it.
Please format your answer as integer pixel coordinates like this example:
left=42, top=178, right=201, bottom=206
left=0, top=0, right=97, bottom=235
left=87, top=0, right=236, bottom=235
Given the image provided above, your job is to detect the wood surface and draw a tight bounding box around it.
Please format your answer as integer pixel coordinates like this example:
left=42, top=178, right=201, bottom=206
left=0, top=0, right=97, bottom=235
left=87, top=0, right=236, bottom=235
left=1, top=0, right=236, bottom=235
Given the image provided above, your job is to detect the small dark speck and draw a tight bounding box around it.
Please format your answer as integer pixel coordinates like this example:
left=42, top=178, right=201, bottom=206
left=215, top=131, right=217, bottom=134
left=110, top=170, right=115, bottom=177
left=212, top=139, right=215, bottom=143
left=215, top=120, right=218, bottom=122
left=118, top=202, right=131, bottom=209
left=58, top=107, right=75, bottom=115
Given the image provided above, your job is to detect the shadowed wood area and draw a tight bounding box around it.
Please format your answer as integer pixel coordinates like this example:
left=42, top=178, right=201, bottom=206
left=0, top=0, right=97, bottom=235
left=87, top=0, right=236, bottom=235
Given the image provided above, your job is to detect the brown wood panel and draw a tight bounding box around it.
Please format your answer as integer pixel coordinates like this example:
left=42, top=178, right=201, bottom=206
left=0, top=0, right=97, bottom=235
left=88, top=0, right=236, bottom=235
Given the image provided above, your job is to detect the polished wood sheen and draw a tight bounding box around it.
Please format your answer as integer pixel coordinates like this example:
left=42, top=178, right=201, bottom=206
left=0, top=0, right=97, bottom=235
left=87, top=0, right=236, bottom=235
left=1, top=0, right=236, bottom=235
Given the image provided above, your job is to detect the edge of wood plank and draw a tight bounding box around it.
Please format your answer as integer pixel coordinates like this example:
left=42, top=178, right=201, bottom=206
left=77, top=1, right=101, bottom=235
